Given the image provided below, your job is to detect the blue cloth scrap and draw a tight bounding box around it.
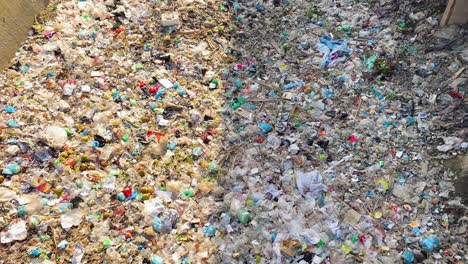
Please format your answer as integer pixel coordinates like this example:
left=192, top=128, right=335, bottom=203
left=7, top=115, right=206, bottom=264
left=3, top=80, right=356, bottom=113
left=316, top=36, right=352, bottom=68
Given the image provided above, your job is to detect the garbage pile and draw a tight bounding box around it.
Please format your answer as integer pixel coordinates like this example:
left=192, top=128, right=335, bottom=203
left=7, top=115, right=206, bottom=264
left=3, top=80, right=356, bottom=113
left=213, top=0, right=467, bottom=263
left=0, top=0, right=234, bottom=262
left=0, top=0, right=467, bottom=263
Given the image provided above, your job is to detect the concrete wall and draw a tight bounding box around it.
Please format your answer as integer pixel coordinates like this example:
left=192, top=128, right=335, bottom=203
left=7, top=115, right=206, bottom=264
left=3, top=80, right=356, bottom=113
left=0, top=0, right=49, bottom=69
left=441, top=0, right=468, bottom=26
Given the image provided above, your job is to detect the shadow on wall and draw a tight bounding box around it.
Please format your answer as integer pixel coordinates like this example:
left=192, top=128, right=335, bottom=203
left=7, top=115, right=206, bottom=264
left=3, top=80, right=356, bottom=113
left=0, top=0, right=49, bottom=70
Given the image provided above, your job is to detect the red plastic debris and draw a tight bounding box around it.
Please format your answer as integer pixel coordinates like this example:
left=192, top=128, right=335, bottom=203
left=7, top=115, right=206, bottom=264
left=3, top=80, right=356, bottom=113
left=448, top=90, right=464, bottom=100
left=36, top=182, right=48, bottom=193
left=358, top=235, right=366, bottom=244
left=43, top=31, right=56, bottom=39
left=254, top=136, right=264, bottom=143
left=149, top=85, right=160, bottom=95
left=348, top=135, right=358, bottom=143
left=114, top=206, right=125, bottom=217
left=125, top=230, right=134, bottom=239
left=114, top=26, right=125, bottom=37
left=64, top=158, right=76, bottom=167
left=122, top=188, right=133, bottom=197
left=147, top=131, right=165, bottom=143
left=201, top=131, right=213, bottom=144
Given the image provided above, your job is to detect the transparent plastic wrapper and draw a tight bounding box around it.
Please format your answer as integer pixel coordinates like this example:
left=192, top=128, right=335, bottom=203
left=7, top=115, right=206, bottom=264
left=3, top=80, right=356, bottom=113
left=71, top=244, right=85, bottom=264
left=144, top=198, right=165, bottom=218
left=0, top=220, right=28, bottom=243
left=60, top=209, right=83, bottom=230
left=296, top=171, right=327, bottom=199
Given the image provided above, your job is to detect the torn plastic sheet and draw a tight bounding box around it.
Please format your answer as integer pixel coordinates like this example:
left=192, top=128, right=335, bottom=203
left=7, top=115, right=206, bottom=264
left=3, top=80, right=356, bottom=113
left=363, top=53, right=378, bottom=71
left=316, top=36, right=352, bottom=68
left=296, top=155, right=352, bottom=199
left=296, top=170, right=327, bottom=199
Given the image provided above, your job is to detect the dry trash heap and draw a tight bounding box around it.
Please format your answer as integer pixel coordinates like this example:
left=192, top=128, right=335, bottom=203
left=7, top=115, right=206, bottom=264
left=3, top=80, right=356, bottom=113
left=0, top=0, right=467, bottom=263
left=214, top=0, right=467, bottom=263
left=0, top=0, right=232, bottom=263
